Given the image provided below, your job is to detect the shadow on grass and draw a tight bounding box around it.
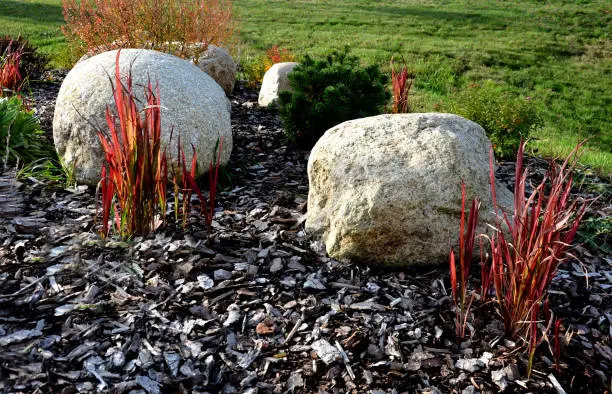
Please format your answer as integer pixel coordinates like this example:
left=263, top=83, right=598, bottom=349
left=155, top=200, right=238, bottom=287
left=0, top=0, right=64, bottom=26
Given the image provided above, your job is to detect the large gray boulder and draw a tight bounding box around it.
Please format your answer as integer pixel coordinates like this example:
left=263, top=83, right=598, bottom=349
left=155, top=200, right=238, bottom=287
left=54, top=49, right=232, bottom=185
left=305, top=113, right=513, bottom=267
left=193, top=44, right=236, bottom=96
left=258, top=62, right=298, bottom=107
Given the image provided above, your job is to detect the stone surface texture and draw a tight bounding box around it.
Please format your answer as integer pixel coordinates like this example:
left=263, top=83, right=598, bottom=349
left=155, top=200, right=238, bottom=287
left=305, top=113, right=514, bottom=267
left=258, top=62, right=298, bottom=107
left=193, top=44, right=236, bottom=96
left=54, top=49, right=232, bottom=185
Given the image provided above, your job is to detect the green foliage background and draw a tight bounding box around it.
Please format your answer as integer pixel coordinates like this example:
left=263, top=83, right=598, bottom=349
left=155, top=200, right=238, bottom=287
left=0, top=0, right=610, bottom=174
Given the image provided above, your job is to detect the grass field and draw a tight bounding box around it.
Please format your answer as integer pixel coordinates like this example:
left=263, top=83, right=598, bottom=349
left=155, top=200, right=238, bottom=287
left=1, top=0, right=610, bottom=175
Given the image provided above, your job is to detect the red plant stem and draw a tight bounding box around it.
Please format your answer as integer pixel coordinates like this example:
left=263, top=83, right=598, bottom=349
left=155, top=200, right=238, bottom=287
left=554, top=318, right=562, bottom=373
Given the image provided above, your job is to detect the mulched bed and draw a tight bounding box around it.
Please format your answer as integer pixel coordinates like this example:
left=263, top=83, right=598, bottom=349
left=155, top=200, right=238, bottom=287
left=0, top=74, right=610, bottom=394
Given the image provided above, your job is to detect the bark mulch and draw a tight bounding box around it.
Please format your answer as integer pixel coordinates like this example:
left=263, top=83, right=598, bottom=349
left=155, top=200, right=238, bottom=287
left=0, top=76, right=610, bottom=394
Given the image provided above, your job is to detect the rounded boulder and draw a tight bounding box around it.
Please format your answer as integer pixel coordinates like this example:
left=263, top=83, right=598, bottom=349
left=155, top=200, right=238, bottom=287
left=258, top=62, right=298, bottom=107
left=53, top=49, right=232, bottom=185
left=305, top=113, right=514, bottom=267
left=193, top=44, right=236, bottom=96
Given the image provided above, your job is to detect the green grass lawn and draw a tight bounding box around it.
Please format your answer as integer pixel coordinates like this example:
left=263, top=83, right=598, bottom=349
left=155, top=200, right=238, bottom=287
left=1, top=0, right=610, bottom=175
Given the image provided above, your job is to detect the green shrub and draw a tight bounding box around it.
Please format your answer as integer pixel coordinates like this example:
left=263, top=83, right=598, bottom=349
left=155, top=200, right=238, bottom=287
left=0, top=96, right=48, bottom=164
left=278, top=48, right=389, bottom=149
left=0, top=36, right=48, bottom=80
left=62, top=0, right=234, bottom=60
left=448, top=81, right=541, bottom=159
left=239, top=46, right=295, bottom=88
left=239, top=55, right=268, bottom=88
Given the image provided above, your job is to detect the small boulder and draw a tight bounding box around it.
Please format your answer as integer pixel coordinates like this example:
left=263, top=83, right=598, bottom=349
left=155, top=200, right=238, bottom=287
left=305, top=113, right=513, bottom=267
left=193, top=44, right=236, bottom=96
left=53, top=49, right=232, bottom=185
left=258, top=62, right=298, bottom=107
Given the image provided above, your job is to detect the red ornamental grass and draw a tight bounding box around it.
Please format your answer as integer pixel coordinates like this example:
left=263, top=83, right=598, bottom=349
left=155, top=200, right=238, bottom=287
left=486, top=140, right=588, bottom=342
left=177, top=137, right=223, bottom=227
left=0, top=42, right=23, bottom=95
left=97, top=49, right=168, bottom=237
left=449, top=181, right=481, bottom=338
left=390, top=57, right=413, bottom=114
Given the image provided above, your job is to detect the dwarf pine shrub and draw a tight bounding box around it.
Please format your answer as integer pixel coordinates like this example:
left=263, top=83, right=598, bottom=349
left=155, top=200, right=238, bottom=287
left=278, top=48, right=389, bottom=149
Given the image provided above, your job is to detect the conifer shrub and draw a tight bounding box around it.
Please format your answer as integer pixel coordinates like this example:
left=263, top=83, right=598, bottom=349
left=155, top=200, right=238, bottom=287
left=278, top=48, right=389, bottom=149
left=448, top=81, right=541, bottom=159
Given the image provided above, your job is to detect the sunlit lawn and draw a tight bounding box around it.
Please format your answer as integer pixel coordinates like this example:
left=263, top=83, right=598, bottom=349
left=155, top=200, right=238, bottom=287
left=1, top=0, right=610, bottom=175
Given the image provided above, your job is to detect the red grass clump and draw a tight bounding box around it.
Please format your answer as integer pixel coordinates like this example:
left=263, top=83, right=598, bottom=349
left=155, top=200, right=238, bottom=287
left=448, top=140, right=589, bottom=376
left=389, top=57, right=414, bottom=114
left=97, top=50, right=224, bottom=237
left=0, top=41, right=23, bottom=96
left=97, top=50, right=168, bottom=237
left=62, top=0, right=234, bottom=58
left=487, top=140, right=588, bottom=340
left=172, top=135, right=223, bottom=228
left=486, top=140, right=589, bottom=376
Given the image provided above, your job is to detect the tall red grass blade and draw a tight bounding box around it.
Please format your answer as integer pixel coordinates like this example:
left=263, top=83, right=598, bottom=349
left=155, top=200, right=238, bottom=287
left=449, top=248, right=457, bottom=304
left=449, top=181, right=481, bottom=338
left=389, top=56, right=413, bottom=114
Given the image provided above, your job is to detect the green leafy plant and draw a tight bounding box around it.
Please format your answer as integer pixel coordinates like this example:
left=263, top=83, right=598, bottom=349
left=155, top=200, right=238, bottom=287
left=0, top=36, right=48, bottom=81
left=16, top=156, right=77, bottom=187
left=240, top=55, right=268, bottom=88
left=389, top=57, right=415, bottom=114
left=449, top=181, right=481, bottom=338
left=576, top=215, right=611, bottom=254
left=62, top=0, right=234, bottom=59
left=449, top=81, right=541, bottom=159
left=0, top=96, right=48, bottom=166
left=278, top=48, right=389, bottom=149
left=486, top=140, right=589, bottom=376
